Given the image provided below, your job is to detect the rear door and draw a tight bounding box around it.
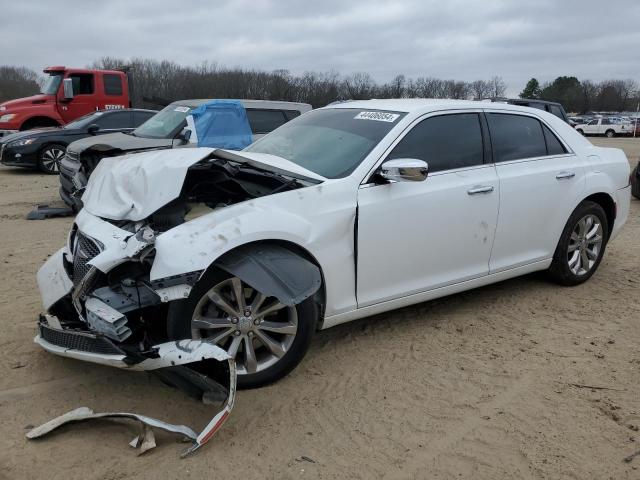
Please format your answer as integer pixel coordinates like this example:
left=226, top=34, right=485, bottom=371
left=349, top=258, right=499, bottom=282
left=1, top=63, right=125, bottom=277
left=356, top=111, right=499, bottom=306
left=486, top=111, right=586, bottom=272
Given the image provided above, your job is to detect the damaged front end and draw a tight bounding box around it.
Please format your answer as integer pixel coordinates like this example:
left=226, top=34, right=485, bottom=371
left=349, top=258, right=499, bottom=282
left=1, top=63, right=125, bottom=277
left=32, top=208, right=235, bottom=456
left=32, top=147, right=323, bottom=455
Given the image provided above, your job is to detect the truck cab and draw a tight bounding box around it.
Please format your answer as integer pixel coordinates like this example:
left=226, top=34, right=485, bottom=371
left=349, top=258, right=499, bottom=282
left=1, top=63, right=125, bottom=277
left=0, top=66, right=130, bottom=137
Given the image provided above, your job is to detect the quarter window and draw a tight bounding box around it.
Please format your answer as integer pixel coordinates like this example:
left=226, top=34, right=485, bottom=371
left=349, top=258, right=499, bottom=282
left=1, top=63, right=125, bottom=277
left=549, top=105, right=564, bottom=119
left=542, top=124, right=567, bottom=155
left=246, top=109, right=287, bottom=134
left=486, top=113, right=547, bottom=162
left=387, top=113, right=484, bottom=173
left=103, top=74, right=123, bottom=96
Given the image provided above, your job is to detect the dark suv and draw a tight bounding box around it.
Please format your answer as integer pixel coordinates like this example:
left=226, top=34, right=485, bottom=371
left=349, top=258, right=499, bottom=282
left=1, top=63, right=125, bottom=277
left=493, top=98, right=571, bottom=124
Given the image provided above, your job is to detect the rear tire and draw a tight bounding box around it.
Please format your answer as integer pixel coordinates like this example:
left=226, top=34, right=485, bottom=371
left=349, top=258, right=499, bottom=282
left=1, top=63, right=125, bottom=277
left=548, top=201, right=608, bottom=286
left=38, top=144, right=66, bottom=174
left=167, top=267, right=318, bottom=389
left=632, top=162, right=640, bottom=200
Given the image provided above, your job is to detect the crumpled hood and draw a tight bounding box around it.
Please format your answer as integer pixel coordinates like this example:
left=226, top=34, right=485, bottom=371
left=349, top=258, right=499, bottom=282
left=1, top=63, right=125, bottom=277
left=82, top=147, right=325, bottom=222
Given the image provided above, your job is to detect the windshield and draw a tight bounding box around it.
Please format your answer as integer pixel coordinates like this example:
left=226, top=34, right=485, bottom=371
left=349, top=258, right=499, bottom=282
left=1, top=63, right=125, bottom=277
left=40, top=73, right=63, bottom=95
left=132, top=104, right=192, bottom=139
left=63, top=111, right=104, bottom=130
left=245, top=108, right=406, bottom=178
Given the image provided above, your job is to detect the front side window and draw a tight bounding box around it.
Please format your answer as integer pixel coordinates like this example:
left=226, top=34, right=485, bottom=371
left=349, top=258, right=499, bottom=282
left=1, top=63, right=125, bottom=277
left=588, top=119, right=599, bottom=125
left=103, top=74, right=123, bottom=96
left=387, top=113, right=484, bottom=173
left=487, top=113, right=547, bottom=162
left=246, top=108, right=406, bottom=178
left=69, top=74, right=94, bottom=95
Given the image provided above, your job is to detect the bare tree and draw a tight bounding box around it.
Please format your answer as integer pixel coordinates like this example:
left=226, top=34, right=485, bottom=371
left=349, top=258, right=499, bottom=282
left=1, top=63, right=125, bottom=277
left=0, top=66, right=41, bottom=102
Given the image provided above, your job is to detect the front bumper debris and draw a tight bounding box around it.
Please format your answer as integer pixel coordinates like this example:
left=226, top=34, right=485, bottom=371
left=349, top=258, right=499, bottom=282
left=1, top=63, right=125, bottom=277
left=30, top=316, right=236, bottom=457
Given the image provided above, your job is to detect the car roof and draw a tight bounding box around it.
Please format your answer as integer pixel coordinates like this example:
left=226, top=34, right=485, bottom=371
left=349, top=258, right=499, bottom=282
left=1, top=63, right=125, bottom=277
left=171, top=99, right=312, bottom=112
left=95, top=108, right=157, bottom=114
left=324, top=98, right=543, bottom=115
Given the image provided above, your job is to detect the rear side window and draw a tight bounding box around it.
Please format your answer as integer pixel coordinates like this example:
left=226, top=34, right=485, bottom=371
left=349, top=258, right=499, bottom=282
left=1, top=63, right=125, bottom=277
left=283, top=110, right=302, bottom=121
left=69, top=74, right=94, bottom=95
left=487, top=113, right=546, bottom=162
left=549, top=105, right=564, bottom=119
left=246, top=109, right=287, bottom=134
left=133, top=111, right=156, bottom=126
left=103, top=74, right=123, bottom=96
left=95, top=111, right=132, bottom=129
left=387, top=113, right=484, bottom=173
left=542, top=124, right=567, bottom=155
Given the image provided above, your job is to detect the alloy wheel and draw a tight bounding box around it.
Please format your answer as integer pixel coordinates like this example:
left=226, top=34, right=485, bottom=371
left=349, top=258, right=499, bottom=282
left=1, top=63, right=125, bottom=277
left=40, top=146, right=65, bottom=173
left=567, top=214, right=603, bottom=276
left=191, top=277, right=298, bottom=375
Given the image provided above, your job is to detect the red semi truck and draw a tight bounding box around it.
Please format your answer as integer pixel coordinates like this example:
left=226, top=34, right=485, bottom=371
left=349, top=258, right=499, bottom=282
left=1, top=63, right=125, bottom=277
left=0, top=66, right=131, bottom=137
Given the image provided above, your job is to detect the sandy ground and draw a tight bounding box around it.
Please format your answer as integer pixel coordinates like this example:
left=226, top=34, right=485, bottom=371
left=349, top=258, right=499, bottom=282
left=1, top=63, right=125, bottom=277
left=0, top=137, right=638, bottom=480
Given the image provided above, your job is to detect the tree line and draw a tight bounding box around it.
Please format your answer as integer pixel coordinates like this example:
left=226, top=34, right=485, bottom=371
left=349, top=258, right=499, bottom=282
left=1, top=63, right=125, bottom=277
left=0, top=58, right=507, bottom=108
left=1, top=58, right=638, bottom=113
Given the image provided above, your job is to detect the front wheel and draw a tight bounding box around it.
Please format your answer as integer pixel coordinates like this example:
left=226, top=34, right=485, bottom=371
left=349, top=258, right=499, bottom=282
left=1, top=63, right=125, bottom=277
left=38, top=144, right=66, bottom=174
left=548, top=201, right=608, bottom=286
left=605, top=129, right=615, bottom=138
left=167, top=268, right=318, bottom=389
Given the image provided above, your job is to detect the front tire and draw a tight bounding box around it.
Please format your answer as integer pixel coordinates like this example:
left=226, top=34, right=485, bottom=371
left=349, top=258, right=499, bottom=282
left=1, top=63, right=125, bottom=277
left=167, top=267, right=318, bottom=389
left=38, top=144, right=66, bottom=174
left=605, top=129, right=615, bottom=138
left=548, top=201, right=608, bottom=286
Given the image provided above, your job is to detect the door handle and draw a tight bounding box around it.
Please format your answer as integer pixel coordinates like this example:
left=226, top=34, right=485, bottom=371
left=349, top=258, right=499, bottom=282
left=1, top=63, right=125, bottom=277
left=467, top=185, right=494, bottom=195
left=556, top=171, right=575, bottom=180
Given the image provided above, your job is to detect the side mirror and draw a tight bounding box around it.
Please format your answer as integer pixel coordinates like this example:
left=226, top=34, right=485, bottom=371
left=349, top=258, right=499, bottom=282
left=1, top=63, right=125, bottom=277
left=176, top=127, right=192, bottom=144
left=62, top=78, right=74, bottom=100
left=379, top=158, right=429, bottom=182
left=87, top=124, right=100, bottom=135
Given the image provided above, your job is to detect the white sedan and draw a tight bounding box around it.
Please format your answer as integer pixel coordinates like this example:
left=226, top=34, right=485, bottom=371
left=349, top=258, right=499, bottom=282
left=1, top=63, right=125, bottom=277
left=35, top=99, right=632, bottom=389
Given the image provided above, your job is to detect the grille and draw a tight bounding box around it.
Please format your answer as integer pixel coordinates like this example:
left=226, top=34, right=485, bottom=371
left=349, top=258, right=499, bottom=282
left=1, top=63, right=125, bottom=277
left=72, top=232, right=102, bottom=285
left=39, top=322, right=124, bottom=355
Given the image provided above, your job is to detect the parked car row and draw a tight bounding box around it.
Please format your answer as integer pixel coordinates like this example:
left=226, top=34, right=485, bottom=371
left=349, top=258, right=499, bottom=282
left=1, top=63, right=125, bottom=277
left=574, top=117, right=637, bottom=137
left=0, top=109, right=155, bottom=173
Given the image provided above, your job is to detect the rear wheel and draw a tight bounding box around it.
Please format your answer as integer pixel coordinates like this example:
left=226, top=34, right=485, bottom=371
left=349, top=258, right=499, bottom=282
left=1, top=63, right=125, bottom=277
left=605, top=129, right=615, bottom=138
left=167, top=268, right=318, bottom=389
left=38, top=144, right=66, bottom=174
left=548, top=201, right=608, bottom=286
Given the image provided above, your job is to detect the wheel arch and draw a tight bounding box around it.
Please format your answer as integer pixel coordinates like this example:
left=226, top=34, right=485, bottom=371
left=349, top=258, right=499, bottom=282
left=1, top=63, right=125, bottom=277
left=20, top=116, right=61, bottom=130
left=210, top=239, right=327, bottom=329
left=581, top=192, right=616, bottom=237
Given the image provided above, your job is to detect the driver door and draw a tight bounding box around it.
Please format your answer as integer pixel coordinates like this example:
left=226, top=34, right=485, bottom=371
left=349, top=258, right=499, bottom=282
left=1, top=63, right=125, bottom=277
left=356, top=111, right=499, bottom=307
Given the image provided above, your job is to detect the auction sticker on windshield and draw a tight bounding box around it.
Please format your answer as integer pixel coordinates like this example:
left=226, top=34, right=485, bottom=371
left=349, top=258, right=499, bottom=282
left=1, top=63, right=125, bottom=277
left=174, top=106, right=190, bottom=113
left=354, top=111, right=400, bottom=122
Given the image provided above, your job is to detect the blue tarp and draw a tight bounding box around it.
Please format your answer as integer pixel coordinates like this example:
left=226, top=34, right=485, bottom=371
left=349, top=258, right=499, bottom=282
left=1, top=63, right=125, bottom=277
left=189, top=100, right=253, bottom=150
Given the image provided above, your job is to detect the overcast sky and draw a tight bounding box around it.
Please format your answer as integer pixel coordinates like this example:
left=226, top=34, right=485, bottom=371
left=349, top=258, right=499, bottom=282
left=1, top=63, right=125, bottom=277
left=3, top=0, right=640, bottom=95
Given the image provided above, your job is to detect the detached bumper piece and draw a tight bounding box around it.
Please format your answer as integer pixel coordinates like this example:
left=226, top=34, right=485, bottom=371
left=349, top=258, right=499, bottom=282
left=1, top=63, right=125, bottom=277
left=29, top=316, right=236, bottom=457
